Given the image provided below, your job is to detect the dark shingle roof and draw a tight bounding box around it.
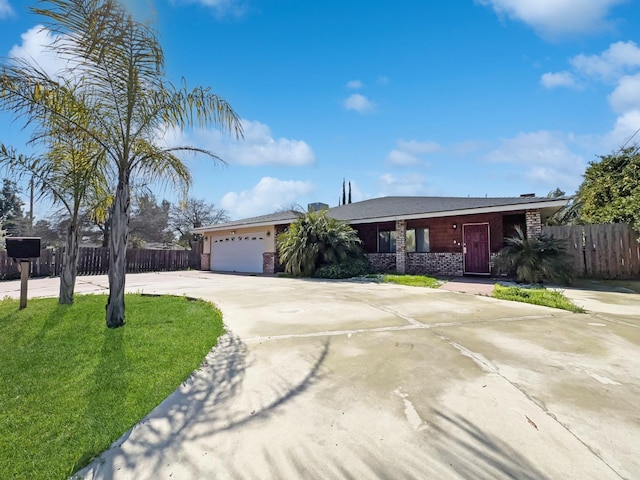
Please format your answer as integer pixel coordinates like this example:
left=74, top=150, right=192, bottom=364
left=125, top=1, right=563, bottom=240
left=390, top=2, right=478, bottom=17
left=192, top=210, right=299, bottom=232
left=327, top=196, right=568, bottom=221
left=194, top=196, right=570, bottom=232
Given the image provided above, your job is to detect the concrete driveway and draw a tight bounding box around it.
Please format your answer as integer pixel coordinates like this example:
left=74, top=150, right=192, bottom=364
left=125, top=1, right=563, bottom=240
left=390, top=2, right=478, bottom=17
left=2, top=272, right=638, bottom=479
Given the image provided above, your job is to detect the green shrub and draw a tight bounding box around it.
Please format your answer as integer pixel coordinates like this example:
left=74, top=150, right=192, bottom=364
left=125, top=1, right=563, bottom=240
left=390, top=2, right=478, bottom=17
left=313, top=257, right=372, bottom=279
left=494, top=226, right=573, bottom=284
left=277, top=210, right=362, bottom=276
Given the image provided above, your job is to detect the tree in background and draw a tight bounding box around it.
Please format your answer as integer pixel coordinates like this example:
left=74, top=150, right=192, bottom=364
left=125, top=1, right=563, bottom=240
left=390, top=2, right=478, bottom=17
left=1, top=0, right=242, bottom=327
left=577, top=147, right=640, bottom=233
left=0, top=178, right=26, bottom=236
left=277, top=209, right=362, bottom=277
left=169, top=197, right=229, bottom=246
left=129, top=193, right=172, bottom=246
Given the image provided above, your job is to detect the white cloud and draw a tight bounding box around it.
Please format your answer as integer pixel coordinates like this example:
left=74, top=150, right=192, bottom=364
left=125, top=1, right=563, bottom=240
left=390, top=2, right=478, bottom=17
left=178, top=119, right=316, bottom=167
left=0, top=0, right=13, bottom=18
left=607, top=110, right=640, bottom=147
left=220, top=177, right=315, bottom=218
left=346, top=79, right=363, bottom=89
left=571, top=41, right=640, bottom=80
left=386, top=139, right=441, bottom=166
left=343, top=93, right=375, bottom=114
left=8, top=25, right=67, bottom=78
left=396, top=139, right=441, bottom=155
left=487, top=131, right=586, bottom=189
left=387, top=150, right=420, bottom=166
left=377, top=173, right=431, bottom=196
left=477, top=0, right=624, bottom=38
left=609, top=73, right=640, bottom=113
left=172, top=0, right=246, bottom=18
left=377, top=76, right=389, bottom=85
left=540, top=71, right=578, bottom=88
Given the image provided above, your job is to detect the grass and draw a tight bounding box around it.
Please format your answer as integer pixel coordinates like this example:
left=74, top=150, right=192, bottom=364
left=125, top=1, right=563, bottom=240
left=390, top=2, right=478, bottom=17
left=374, top=274, right=441, bottom=288
left=0, top=294, right=224, bottom=480
left=493, top=284, right=585, bottom=313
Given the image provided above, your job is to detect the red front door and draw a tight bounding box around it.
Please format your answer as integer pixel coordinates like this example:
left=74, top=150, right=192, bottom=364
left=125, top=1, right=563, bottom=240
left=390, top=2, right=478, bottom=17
left=463, top=224, right=490, bottom=275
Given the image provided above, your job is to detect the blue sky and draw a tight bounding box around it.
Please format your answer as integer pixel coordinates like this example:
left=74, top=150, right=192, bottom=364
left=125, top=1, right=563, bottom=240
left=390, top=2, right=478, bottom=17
left=2, top=0, right=640, bottom=220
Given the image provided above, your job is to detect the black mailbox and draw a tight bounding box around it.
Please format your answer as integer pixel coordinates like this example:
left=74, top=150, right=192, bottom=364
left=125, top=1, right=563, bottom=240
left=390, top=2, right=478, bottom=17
left=6, top=237, right=41, bottom=259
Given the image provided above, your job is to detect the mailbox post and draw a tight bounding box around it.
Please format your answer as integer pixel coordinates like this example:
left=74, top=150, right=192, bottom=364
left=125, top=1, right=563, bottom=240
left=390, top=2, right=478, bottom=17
left=6, top=237, right=41, bottom=309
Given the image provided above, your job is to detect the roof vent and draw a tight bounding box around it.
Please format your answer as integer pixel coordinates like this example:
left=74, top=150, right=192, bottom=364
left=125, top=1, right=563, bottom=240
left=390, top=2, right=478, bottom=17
left=308, top=202, right=329, bottom=212
left=519, top=193, right=535, bottom=198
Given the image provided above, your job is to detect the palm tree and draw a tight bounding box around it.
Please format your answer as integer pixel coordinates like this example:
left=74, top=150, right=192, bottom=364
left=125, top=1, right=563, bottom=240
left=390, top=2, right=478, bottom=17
left=0, top=82, right=109, bottom=304
left=1, top=0, right=242, bottom=327
left=493, top=227, right=573, bottom=284
left=277, top=210, right=362, bottom=276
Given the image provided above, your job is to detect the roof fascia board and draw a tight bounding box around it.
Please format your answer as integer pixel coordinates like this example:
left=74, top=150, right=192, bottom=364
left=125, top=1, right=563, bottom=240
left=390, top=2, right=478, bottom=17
left=191, top=219, right=294, bottom=234
left=345, top=199, right=570, bottom=225
left=191, top=199, right=569, bottom=232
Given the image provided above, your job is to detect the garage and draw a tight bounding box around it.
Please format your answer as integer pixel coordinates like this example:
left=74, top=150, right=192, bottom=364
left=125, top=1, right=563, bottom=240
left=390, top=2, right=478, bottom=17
left=210, top=233, right=265, bottom=273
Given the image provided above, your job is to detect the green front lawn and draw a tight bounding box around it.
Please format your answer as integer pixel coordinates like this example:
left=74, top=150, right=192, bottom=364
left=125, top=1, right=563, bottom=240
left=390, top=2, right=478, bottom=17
left=0, top=294, right=224, bottom=480
left=371, top=274, right=442, bottom=288
left=492, top=284, right=585, bottom=313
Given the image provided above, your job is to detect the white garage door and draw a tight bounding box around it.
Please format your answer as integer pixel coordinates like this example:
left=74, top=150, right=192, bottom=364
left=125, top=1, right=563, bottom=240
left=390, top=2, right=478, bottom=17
left=210, top=233, right=265, bottom=273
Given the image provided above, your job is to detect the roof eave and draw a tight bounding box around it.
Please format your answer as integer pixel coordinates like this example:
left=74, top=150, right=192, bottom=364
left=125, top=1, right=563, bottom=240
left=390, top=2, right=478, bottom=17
left=341, top=198, right=572, bottom=225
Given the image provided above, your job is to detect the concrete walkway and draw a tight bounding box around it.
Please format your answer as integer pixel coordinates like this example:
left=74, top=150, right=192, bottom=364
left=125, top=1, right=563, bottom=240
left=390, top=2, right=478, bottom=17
left=2, top=272, right=639, bottom=479
left=438, top=277, right=496, bottom=295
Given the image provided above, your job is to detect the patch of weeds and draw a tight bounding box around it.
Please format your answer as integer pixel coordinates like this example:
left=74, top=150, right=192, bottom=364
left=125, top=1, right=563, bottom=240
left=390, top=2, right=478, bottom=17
left=493, top=284, right=585, bottom=313
left=381, top=274, right=442, bottom=288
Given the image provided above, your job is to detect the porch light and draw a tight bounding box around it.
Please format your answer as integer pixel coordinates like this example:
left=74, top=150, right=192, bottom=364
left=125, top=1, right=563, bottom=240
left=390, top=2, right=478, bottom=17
left=452, top=223, right=458, bottom=230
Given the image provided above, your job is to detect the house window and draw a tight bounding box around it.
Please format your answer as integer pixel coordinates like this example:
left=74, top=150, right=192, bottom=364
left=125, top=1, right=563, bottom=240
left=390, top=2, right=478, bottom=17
left=407, top=228, right=430, bottom=253
left=378, top=230, right=397, bottom=253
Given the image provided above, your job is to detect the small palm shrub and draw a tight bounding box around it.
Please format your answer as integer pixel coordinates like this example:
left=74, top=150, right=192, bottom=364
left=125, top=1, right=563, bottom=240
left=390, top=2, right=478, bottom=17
left=277, top=210, right=362, bottom=277
left=494, top=227, right=573, bottom=284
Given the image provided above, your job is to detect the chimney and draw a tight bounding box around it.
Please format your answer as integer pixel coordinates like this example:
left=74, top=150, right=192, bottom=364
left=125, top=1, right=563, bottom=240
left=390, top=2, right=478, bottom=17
left=308, top=202, right=329, bottom=212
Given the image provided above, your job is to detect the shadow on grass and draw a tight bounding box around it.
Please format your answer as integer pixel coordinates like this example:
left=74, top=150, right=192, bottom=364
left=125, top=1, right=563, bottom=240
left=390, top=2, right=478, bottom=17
left=73, top=328, right=126, bottom=472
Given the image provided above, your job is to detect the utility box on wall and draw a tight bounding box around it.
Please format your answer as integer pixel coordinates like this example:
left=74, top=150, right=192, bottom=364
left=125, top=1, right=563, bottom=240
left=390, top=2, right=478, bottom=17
left=6, top=237, right=41, bottom=259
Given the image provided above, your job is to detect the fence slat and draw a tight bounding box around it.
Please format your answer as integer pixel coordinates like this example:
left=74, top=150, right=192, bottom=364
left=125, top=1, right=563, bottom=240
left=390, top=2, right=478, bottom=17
left=543, top=223, right=639, bottom=279
left=1, top=246, right=194, bottom=280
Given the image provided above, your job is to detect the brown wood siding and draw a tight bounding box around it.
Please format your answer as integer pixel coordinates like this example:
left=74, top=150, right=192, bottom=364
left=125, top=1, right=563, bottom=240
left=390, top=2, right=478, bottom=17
left=407, top=213, right=505, bottom=253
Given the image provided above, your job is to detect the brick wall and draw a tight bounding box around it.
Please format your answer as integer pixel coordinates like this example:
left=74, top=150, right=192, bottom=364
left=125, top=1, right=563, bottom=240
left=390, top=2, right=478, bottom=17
left=366, top=253, right=396, bottom=272
left=200, top=253, right=210, bottom=271
left=396, top=220, right=407, bottom=274
left=525, top=209, right=542, bottom=237
left=406, top=253, right=463, bottom=276
left=263, top=252, right=276, bottom=274
left=367, top=252, right=463, bottom=276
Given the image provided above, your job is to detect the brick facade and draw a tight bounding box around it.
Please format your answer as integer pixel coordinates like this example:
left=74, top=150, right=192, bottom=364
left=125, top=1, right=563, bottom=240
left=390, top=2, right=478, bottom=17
left=200, top=253, right=210, bottom=271
left=366, top=253, right=397, bottom=272
left=366, top=252, right=463, bottom=276
left=263, top=252, right=276, bottom=274
left=406, top=252, right=463, bottom=276
left=395, top=220, right=407, bottom=274
left=525, top=209, right=542, bottom=238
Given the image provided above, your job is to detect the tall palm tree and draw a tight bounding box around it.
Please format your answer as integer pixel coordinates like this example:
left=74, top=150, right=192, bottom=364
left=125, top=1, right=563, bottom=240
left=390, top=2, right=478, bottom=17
left=1, top=0, right=242, bottom=327
left=0, top=83, right=109, bottom=304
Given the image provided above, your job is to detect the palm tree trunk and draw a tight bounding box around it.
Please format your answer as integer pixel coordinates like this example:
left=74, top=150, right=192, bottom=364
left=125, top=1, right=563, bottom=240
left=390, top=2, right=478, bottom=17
left=106, top=175, right=130, bottom=328
left=59, top=219, right=78, bottom=304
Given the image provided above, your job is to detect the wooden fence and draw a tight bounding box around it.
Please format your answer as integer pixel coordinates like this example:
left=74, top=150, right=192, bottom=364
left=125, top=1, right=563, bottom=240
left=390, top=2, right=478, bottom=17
left=0, top=246, right=199, bottom=280
left=543, top=224, right=640, bottom=279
